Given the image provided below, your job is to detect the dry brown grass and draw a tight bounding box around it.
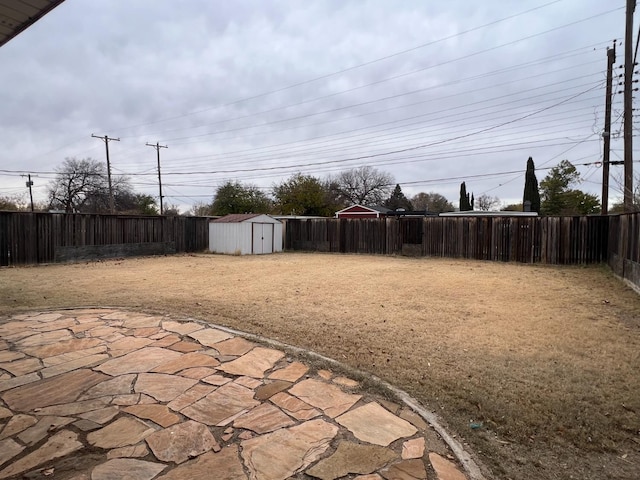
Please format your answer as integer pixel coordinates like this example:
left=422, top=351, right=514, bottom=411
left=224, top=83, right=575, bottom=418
left=1, top=252, right=639, bottom=479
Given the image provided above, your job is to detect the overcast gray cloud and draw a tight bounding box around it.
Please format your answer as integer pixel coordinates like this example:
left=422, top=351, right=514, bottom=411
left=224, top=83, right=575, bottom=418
left=0, top=0, right=632, bottom=211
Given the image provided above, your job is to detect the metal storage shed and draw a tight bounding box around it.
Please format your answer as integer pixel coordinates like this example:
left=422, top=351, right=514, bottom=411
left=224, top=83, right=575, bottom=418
left=209, top=214, right=283, bottom=255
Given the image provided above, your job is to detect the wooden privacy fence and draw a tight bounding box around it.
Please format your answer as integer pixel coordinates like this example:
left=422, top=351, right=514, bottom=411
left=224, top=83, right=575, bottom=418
left=283, top=216, right=610, bottom=264
left=0, top=212, right=210, bottom=266
left=608, top=212, right=640, bottom=289
left=2, top=211, right=636, bottom=271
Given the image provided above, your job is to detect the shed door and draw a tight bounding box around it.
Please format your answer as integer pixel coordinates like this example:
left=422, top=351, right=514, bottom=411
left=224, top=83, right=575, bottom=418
left=252, top=223, right=274, bottom=254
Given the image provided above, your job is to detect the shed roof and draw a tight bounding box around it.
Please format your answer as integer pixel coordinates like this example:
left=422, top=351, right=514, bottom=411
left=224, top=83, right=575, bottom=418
left=211, top=214, right=261, bottom=223
left=211, top=213, right=281, bottom=223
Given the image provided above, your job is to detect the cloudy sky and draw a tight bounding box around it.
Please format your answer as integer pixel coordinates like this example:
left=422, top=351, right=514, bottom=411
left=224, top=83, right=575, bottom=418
left=0, top=0, right=633, bottom=212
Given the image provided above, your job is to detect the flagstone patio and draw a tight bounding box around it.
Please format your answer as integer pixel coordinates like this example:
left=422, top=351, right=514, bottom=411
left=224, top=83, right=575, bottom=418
left=0, top=309, right=473, bottom=479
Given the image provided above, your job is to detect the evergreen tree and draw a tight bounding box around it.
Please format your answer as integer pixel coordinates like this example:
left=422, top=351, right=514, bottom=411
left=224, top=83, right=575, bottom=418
left=523, top=157, right=541, bottom=213
left=383, top=184, right=413, bottom=210
left=459, top=182, right=473, bottom=211
left=539, top=160, right=600, bottom=215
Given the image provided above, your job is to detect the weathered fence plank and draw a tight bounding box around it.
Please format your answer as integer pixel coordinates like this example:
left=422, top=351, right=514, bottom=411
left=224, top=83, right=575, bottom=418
left=282, top=216, right=609, bottom=265
left=0, top=212, right=210, bottom=266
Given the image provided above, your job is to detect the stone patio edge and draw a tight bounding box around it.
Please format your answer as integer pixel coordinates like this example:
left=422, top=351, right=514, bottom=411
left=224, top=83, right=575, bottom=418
left=10, top=305, right=491, bottom=480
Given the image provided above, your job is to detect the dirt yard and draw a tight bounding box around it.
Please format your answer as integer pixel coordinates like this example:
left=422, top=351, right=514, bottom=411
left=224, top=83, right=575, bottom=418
left=1, top=252, right=639, bottom=480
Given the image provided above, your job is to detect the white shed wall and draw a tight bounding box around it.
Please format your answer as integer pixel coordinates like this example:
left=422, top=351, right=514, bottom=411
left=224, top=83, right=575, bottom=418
left=208, top=217, right=283, bottom=255
left=209, top=223, right=253, bottom=255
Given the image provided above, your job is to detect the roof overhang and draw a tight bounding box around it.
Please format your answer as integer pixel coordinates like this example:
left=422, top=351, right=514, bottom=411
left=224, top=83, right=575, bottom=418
left=0, top=0, right=65, bottom=49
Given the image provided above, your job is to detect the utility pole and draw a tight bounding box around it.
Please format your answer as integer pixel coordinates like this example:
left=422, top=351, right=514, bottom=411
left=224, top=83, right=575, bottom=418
left=146, top=142, right=168, bottom=215
left=21, top=174, right=35, bottom=212
left=624, top=0, right=636, bottom=211
left=91, top=134, right=120, bottom=214
left=602, top=43, right=616, bottom=215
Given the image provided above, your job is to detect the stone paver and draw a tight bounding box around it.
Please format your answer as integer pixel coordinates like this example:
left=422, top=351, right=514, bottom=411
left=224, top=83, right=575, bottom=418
left=336, top=401, right=418, bottom=446
left=0, top=309, right=472, bottom=480
left=0, top=438, right=24, bottom=468
left=254, top=379, right=292, bottom=400
left=0, top=351, right=24, bottom=363
left=145, top=420, right=219, bottom=464
left=380, top=458, right=427, bottom=480
left=167, top=384, right=215, bottom=412
left=429, top=453, right=468, bottom=480
left=135, top=373, right=198, bottom=402
left=123, top=404, right=181, bottom=428
left=96, top=347, right=182, bottom=375
left=81, top=373, right=137, bottom=400
left=289, top=378, right=361, bottom=417
left=162, top=320, right=204, bottom=335
left=87, top=417, right=156, bottom=449
left=151, top=352, right=220, bottom=374
left=0, top=357, right=41, bottom=376
left=91, top=458, right=166, bottom=480
left=268, top=361, right=309, bottom=382
left=233, top=403, right=296, bottom=433
left=106, top=443, right=149, bottom=459
left=181, top=382, right=259, bottom=426
left=34, top=398, right=111, bottom=416
left=0, top=414, right=37, bottom=440
left=2, top=369, right=108, bottom=411
left=18, top=416, right=75, bottom=446
left=156, top=447, right=246, bottom=480
left=241, top=419, right=338, bottom=480
left=188, top=328, right=232, bottom=347
left=306, top=441, right=398, bottom=480
left=402, top=437, right=426, bottom=459
left=270, top=391, right=321, bottom=420
left=217, top=347, right=284, bottom=378
left=0, top=430, right=83, bottom=479
left=213, top=337, right=256, bottom=356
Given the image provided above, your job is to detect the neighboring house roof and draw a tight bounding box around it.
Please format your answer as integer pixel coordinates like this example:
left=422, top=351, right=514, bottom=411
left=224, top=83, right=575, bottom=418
left=368, top=205, right=392, bottom=213
left=211, top=214, right=261, bottom=223
left=335, top=204, right=390, bottom=215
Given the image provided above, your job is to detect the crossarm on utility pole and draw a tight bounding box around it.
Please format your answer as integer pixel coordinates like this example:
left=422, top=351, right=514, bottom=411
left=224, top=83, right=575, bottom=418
left=91, top=134, right=120, bottom=214
left=146, top=142, right=168, bottom=215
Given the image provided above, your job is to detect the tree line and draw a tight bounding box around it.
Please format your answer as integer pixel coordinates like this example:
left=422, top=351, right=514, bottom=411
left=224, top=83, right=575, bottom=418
left=192, top=166, right=455, bottom=216
left=1, top=156, right=637, bottom=216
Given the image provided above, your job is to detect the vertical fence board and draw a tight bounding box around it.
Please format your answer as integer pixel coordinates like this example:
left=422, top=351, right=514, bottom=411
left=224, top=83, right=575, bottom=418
left=281, top=215, right=612, bottom=266
left=0, top=212, right=210, bottom=265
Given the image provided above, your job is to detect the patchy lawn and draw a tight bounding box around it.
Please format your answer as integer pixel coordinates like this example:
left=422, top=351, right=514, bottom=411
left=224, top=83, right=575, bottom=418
left=1, top=253, right=639, bottom=480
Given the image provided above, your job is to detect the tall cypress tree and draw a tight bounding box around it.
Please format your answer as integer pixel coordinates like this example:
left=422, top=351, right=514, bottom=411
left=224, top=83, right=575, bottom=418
left=523, top=157, right=541, bottom=213
left=459, top=182, right=472, bottom=211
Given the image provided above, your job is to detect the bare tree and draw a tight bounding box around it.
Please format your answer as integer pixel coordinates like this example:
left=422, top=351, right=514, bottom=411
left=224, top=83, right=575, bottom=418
left=189, top=201, right=214, bottom=216
left=331, top=166, right=393, bottom=206
left=411, top=192, right=454, bottom=212
left=48, top=158, right=107, bottom=212
left=48, top=157, right=133, bottom=213
left=476, top=194, right=501, bottom=211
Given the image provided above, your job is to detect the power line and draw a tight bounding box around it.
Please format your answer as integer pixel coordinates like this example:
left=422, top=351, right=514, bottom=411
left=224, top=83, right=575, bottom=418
left=106, top=0, right=567, bottom=135
left=144, top=76, right=605, bottom=168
